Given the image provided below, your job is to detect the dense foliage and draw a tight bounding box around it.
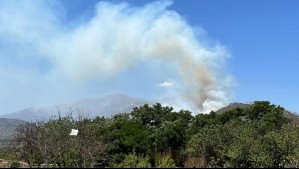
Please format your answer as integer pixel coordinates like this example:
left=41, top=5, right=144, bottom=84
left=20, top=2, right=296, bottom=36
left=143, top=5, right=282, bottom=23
left=5, top=101, right=299, bottom=168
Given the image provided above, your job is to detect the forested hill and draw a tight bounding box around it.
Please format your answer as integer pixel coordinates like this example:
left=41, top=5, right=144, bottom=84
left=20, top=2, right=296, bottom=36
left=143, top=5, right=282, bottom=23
left=4, top=101, right=299, bottom=168
left=216, top=102, right=251, bottom=114
left=216, top=102, right=299, bottom=123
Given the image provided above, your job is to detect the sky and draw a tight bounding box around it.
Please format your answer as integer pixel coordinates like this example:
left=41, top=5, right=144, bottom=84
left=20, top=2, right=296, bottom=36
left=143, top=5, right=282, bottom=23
left=0, top=0, right=298, bottom=115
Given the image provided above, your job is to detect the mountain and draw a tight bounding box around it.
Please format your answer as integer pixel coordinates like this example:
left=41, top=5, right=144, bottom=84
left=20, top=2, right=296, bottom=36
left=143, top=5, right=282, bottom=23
left=0, top=93, right=154, bottom=122
left=216, top=102, right=251, bottom=114
left=0, top=118, right=26, bottom=142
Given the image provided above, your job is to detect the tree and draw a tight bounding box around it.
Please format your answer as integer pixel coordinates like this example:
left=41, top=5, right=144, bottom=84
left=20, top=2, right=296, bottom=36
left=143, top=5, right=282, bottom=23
left=225, top=122, right=255, bottom=168
left=12, top=121, right=44, bottom=167
left=259, top=124, right=299, bottom=168
left=186, top=124, right=232, bottom=168
left=131, top=103, right=173, bottom=127
left=244, top=101, right=289, bottom=134
left=12, top=111, right=108, bottom=168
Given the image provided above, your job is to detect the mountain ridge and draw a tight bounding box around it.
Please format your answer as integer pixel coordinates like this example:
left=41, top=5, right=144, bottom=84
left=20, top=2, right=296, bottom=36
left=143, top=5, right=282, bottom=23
left=0, top=93, right=154, bottom=122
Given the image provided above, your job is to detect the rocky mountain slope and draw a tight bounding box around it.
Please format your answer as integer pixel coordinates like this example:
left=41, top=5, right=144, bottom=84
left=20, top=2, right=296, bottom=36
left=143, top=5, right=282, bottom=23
left=0, top=118, right=25, bottom=142
left=0, top=93, right=153, bottom=122
left=216, top=102, right=251, bottom=114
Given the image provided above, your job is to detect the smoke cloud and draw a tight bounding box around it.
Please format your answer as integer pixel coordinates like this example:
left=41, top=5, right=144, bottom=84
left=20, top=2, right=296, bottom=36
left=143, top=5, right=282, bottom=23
left=0, top=0, right=234, bottom=114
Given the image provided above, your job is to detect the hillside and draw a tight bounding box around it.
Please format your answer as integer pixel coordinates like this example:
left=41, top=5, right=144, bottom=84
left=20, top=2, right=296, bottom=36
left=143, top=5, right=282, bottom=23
left=0, top=118, right=25, bottom=142
left=216, top=102, right=251, bottom=114
left=0, top=93, right=153, bottom=122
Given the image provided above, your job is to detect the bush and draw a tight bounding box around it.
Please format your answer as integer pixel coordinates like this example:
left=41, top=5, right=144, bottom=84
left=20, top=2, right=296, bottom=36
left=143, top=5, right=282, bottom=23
left=155, top=153, right=176, bottom=168
left=10, top=161, right=20, bottom=168
left=113, top=153, right=150, bottom=168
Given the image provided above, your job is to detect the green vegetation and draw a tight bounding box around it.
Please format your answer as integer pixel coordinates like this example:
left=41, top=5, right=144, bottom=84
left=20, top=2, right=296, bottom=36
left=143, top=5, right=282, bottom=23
left=112, top=152, right=150, bottom=168
left=10, top=161, right=21, bottom=168
left=7, top=101, right=299, bottom=168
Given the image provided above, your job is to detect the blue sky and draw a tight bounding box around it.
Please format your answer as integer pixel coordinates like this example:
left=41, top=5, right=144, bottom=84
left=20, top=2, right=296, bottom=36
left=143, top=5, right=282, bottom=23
left=0, top=0, right=298, bottom=114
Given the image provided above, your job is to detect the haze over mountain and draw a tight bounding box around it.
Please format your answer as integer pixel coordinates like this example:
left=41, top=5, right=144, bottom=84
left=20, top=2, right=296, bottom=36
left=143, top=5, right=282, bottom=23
left=0, top=93, right=154, bottom=122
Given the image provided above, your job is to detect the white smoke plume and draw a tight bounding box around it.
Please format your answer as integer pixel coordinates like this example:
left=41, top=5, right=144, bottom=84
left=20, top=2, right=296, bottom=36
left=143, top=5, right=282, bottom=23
left=0, top=0, right=234, bottom=114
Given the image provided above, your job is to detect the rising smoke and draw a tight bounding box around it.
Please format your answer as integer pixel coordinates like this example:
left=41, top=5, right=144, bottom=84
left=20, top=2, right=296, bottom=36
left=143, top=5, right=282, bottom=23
left=0, top=0, right=234, bottom=114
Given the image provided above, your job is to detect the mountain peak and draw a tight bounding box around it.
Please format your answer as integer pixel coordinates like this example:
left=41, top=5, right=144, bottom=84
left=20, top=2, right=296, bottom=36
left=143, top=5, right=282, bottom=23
left=109, top=93, right=129, bottom=97
left=103, top=93, right=130, bottom=99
